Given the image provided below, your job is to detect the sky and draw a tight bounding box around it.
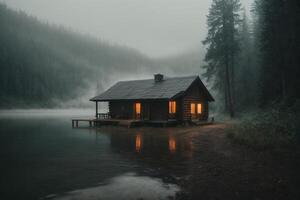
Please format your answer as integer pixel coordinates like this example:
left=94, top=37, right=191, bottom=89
left=2, top=0, right=253, bottom=58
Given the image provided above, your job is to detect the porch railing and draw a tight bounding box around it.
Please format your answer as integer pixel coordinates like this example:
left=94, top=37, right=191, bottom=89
left=96, top=113, right=111, bottom=119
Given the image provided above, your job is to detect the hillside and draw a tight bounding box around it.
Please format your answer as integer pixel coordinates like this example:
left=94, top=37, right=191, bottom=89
left=0, top=4, right=205, bottom=108
left=0, top=4, right=154, bottom=107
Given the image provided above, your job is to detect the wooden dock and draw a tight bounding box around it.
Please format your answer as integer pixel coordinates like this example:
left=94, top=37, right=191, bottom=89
left=71, top=118, right=213, bottom=128
left=71, top=118, right=143, bottom=128
left=71, top=118, right=178, bottom=128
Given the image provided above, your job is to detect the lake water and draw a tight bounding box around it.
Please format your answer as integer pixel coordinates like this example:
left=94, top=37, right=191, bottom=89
left=0, top=110, right=197, bottom=200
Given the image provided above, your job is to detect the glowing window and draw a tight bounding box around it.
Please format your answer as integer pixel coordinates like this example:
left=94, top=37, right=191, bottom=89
left=169, top=101, right=176, bottom=114
left=135, top=103, right=141, bottom=114
left=197, top=103, right=202, bottom=114
left=191, top=103, right=196, bottom=114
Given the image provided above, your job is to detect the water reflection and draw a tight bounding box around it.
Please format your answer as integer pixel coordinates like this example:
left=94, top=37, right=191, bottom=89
left=135, top=134, right=142, bottom=152
left=169, top=136, right=176, bottom=153
left=0, top=113, right=195, bottom=200
left=47, top=173, right=180, bottom=200
left=104, top=128, right=193, bottom=169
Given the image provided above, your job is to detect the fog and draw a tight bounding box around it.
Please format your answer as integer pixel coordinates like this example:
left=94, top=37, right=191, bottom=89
left=3, top=0, right=295, bottom=113
left=2, top=0, right=253, bottom=58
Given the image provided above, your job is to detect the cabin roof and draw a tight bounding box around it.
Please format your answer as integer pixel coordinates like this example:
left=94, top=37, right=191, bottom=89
left=90, top=75, right=214, bottom=101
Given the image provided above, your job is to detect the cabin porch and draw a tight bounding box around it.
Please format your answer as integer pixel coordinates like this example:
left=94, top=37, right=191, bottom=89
left=71, top=117, right=178, bottom=128
left=94, top=98, right=208, bottom=122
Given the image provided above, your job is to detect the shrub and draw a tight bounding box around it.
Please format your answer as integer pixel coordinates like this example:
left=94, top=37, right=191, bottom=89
left=227, top=102, right=300, bottom=150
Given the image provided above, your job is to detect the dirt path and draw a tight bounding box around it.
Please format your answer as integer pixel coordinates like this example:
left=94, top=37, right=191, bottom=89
left=176, top=123, right=300, bottom=200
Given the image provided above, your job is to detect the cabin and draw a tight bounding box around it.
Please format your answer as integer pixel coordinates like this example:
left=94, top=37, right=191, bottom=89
left=90, top=74, right=214, bottom=125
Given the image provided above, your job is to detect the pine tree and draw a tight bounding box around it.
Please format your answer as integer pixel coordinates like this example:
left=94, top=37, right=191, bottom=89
left=253, top=0, right=300, bottom=106
left=203, top=0, right=241, bottom=117
left=235, top=9, right=258, bottom=110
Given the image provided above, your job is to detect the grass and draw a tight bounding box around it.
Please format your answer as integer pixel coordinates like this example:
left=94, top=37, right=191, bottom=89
left=226, top=103, right=300, bottom=150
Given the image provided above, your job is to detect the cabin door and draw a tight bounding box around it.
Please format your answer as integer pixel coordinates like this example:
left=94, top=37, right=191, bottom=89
left=134, top=103, right=141, bottom=120
left=142, top=103, right=150, bottom=120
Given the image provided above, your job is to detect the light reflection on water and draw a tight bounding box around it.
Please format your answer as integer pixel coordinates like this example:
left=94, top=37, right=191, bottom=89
left=48, top=173, right=180, bottom=200
left=169, top=136, right=177, bottom=153
left=134, top=134, right=178, bottom=153
left=0, top=111, right=196, bottom=200
left=135, top=134, right=142, bottom=153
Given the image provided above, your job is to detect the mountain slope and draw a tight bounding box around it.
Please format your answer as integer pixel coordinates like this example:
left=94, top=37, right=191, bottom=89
left=0, top=4, right=153, bottom=107
left=0, top=4, right=206, bottom=108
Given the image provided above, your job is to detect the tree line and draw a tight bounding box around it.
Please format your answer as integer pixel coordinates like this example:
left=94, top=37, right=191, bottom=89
left=203, top=0, right=300, bottom=117
left=0, top=3, right=208, bottom=108
left=0, top=4, right=152, bottom=107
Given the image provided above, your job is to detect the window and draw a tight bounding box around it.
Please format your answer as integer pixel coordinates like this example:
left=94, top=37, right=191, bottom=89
left=135, top=103, right=141, bottom=114
left=191, top=103, right=196, bottom=114
left=169, top=101, right=176, bottom=114
left=197, top=103, right=202, bottom=114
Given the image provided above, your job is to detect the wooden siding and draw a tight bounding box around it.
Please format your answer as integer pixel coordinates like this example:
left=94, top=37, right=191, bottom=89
left=109, top=101, right=134, bottom=119
left=149, top=101, right=168, bottom=120
left=182, top=79, right=209, bottom=121
left=109, top=100, right=169, bottom=121
left=108, top=78, right=210, bottom=121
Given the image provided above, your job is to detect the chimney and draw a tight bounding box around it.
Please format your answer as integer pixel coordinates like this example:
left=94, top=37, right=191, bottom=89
left=154, top=74, right=164, bottom=82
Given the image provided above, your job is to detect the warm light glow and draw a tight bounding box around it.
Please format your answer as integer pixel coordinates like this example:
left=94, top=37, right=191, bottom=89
left=197, top=103, right=202, bottom=114
left=169, top=101, right=176, bottom=114
left=169, top=136, right=176, bottom=153
left=135, top=134, right=142, bottom=152
left=191, top=103, right=196, bottom=114
left=135, top=103, right=141, bottom=114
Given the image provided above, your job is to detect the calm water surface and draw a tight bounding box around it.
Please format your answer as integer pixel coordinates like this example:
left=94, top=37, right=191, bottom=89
left=0, top=110, right=198, bottom=200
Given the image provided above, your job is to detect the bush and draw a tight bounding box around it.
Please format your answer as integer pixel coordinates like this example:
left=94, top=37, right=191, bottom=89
left=227, top=102, right=300, bottom=150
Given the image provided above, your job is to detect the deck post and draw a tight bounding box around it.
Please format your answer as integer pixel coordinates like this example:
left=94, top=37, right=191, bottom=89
left=95, top=101, right=98, bottom=119
left=76, top=121, right=78, bottom=127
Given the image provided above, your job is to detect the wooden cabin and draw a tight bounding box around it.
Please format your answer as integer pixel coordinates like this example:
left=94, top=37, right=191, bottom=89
left=90, top=74, right=214, bottom=124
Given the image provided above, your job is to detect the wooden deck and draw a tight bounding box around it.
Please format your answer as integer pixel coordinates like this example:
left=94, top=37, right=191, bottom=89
left=71, top=117, right=214, bottom=128
left=71, top=118, right=178, bottom=128
left=71, top=118, right=143, bottom=128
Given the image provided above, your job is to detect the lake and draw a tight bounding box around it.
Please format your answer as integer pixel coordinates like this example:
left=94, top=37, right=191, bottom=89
left=0, top=110, right=198, bottom=200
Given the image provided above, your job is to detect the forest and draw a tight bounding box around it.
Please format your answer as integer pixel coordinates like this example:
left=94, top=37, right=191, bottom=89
left=0, top=0, right=299, bottom=121
left=0, top=3, right=205, bottom=108
left=202, top=0, right=300, bottom=147
left=0, top=3, right=149, bottom=107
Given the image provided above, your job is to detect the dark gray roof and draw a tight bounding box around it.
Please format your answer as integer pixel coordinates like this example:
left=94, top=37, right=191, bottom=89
left=90, top=75, right=214, bottom=101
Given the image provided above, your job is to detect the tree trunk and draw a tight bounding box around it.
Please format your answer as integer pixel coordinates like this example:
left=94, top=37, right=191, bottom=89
left=225, top=54, right=234, bottom=118
left=224, top=75, right=229, bottom=112
left=231, top=51, right=235, bottom=112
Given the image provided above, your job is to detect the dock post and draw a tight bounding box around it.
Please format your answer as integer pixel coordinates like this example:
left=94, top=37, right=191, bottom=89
left=89, top=121, right=92, bottom=127
left=76, top=120, right=78, bottom=127
left=95, top=101, right=98, bottom=119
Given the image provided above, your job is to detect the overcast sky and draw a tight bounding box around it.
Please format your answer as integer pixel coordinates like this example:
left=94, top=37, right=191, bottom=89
left=2, top=0, right=253, bottom=58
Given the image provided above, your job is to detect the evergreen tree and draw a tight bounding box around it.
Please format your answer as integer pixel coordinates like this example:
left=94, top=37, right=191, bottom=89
left=235, top=9, right=257, bottom=110
left=253, top=0, right=300, bottom=106
left=203, top=0, right=241, bottom=117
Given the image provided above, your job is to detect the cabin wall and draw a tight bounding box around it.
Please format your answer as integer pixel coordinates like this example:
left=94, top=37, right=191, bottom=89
left=109, top=101, right=133, bottom=119
left=149, top=101, right=168, bottom=121
left=182, top=81, right=209, bottom=121
left=108, top=79, right=211, bottom=122
left=174, top=97, right=183, bottom=121
left=109, top=100, right=169, bottom=120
